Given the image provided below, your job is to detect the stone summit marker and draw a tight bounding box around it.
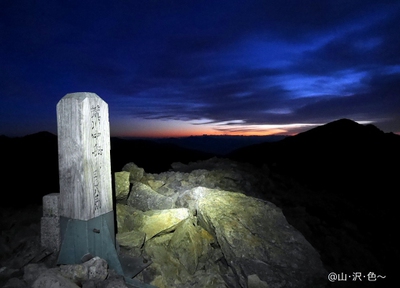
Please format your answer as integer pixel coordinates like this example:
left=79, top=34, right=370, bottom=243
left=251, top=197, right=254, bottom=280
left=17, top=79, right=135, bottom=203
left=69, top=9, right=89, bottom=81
left=56, top=92, right=122, bottom=273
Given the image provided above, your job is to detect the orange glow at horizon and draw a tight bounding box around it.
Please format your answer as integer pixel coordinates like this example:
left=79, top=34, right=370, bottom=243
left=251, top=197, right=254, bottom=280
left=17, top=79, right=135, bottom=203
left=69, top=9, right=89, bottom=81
left=124, top=128, right=286, bottom=138
left=110, top=118, right=321, bottom=138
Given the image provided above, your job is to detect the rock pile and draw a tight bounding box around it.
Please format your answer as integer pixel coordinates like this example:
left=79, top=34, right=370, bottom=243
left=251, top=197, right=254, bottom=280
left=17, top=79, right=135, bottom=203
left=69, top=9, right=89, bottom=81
left=4, top=257, right=129, bottom=288
left=115, top=158, right=327, bottom=287
left=1, top=157, right=390, bottom=287
left=0, top=206, right=130, bottom=288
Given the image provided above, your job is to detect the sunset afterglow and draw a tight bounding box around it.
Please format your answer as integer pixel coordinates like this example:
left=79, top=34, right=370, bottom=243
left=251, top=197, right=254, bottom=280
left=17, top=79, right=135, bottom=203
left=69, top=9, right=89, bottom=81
left=1, top=1, right=399, bottom=137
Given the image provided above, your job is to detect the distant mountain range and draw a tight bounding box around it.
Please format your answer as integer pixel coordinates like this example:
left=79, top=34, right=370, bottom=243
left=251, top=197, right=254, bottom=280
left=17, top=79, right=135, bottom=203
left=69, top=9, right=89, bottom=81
left=1, top=118, right=399, bottom=209
left=228, top=118, right=400, bottom=198
left=146, top=135, right=286, bottom=155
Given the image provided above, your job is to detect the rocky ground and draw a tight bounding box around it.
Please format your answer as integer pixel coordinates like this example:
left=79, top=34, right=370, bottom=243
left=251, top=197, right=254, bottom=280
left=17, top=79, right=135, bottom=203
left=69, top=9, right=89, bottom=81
left=0, top=157, right=393, bottom=287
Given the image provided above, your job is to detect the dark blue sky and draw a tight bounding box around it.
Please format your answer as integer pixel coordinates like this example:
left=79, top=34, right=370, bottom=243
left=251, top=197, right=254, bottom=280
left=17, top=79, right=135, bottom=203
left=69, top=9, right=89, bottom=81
left=1, top=0, right=400, bottom=137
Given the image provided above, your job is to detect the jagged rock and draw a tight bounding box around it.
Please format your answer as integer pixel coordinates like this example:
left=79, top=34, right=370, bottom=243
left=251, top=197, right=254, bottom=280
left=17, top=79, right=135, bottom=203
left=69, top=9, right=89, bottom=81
left=116, top=203, right=138, bottom=233
left=23, top=263, right=48, bottom=286
left=3, top=277, right=28, bottom=288
left=60, top=257, right=108, bottom=285
left=169, top=216, right=212, bottom=274
left=142, top=233, right=183, bottom=286
left=82, top=269, right=128, bottom=288
left=114, top=171, right=130, bottom=201
left=195, top=187, right=327, bottom=288
left=32, top=268, right=80, bottom=288
left=117, top=205, right=191, bottom=241
left=115, top=161, right=327, bottom=287
left=132, top=158, right=270, bottom=202
left=141, top=221, right=228, bottom=288
left=170, top=157, right=269, bottom=198
left=147, top=179, right=165, bottom=190
left=127, top=182, right=176, bottom=211
left=122, top=162, right=144, bottom=182
left=247, top=274, right=269, bottom=288
left=0, top=267, right=20, bottom=283
left=59, top=263, right=88, bottom=285
left=116, top=230, right=146, bottom=257
left=139, top=208, right=191, bottom=240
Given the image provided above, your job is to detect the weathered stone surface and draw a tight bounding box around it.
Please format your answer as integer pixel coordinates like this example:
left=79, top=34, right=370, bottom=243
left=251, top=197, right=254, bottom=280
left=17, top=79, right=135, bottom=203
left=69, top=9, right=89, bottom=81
left=247, top=274, right=269, bottom=288
left=23, top=263, right=48, bottom=286
left=59, top=263, right=88, bottom=284
left=82, top=269, right=128, bottom=288
left=84, top=257, right=109, bottom=281
left=143, top=233, right=182, bottom=286
left=117, top=205, right=191, bottom=240
left=139, top=208, right=190, bottom=240
left=40, top=216, right=60, bottom=252
left=115, top=160, right=327, bottom=287
left=32, top=268, right=80, bottom=288
left=42, top=193, right=60, bottom=217
left=122, top=162, right=144, bottom=182
left=127, top=182, right=175, bottom=211
left=0, top=155, right=391, bottom=287
left=60, top=257, right=108, bottom=285
left=115, top=171, right=131, bottom=201
left=170, top=157, right=269, bottom=198
left=142, top=229, right=227, bottom=288
left=3, top=277, right=28, bottom=288
left=168, top=217, right=204, bottom=274
left=131, top=158, right=270, bottom=204
left=116, top=203, right=138, bottom=233
left=196, top=187, right=326, bottom=288
left=21, top=258, right=130, bottom=288
left=147, top=179, right=165, bottom=190
left=57, top=93, right=113, bottom=221
left=116, top=230, right=146, bottom=257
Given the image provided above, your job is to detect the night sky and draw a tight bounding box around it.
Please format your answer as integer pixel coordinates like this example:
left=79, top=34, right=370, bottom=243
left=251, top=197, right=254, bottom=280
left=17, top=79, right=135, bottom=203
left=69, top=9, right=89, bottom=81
left=1, top=0, right=400, bottom=137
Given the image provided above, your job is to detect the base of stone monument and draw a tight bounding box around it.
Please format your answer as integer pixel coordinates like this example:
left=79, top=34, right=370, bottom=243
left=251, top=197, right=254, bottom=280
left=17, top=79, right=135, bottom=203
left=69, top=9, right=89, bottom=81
left=57, top=211, right=123, bottom=274
left=57, top=212, right=155, bottom=287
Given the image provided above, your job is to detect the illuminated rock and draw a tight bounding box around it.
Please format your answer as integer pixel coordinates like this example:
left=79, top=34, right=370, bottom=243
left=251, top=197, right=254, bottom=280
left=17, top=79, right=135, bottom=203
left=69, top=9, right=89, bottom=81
left=116, top=230, right=146, bottom=257
left=196, top=187, right=326, bottom=288
left=114, top=171, right=130, bottom=201
left=122, top=162, right=144, bottom=182
left=116, top=203, right=138, bottom=233
left=169, top=216, right=215, bottom=275
left=120, top=208, right=191, bottom=241
left=117, top=160, right=326, bottom=287
left=127, top=182, right=176, bottom=211
left=143, top=226, right=226, bottom=288
left=147, top=179, right=165, bottom=190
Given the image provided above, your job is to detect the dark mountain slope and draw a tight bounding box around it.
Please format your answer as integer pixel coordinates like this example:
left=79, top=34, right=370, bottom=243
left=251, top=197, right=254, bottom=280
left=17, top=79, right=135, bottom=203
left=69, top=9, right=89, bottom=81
left=0, top=132, right=59, bottom=206
left=0, top=133, right=215, bottom=206
left=228, top=118, right=400, bottom=196
left=110, top=137, right=215, bottom=173
left=228, top=119, right=399, bottom=280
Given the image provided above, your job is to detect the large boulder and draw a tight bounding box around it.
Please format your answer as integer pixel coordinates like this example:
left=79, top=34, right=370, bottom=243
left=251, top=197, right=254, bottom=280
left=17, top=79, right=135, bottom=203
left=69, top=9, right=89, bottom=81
left=60, top=257, right=109, bottom=284
left=114, top=171, right=131, bottom=201
left=168, top=216, right=215, bottom=275
left=195, top=187, right=326, bottom=288
left=122, top=162, right=144, bottom=182
left=127, top=182, right=176, bottom=211
left=22, top=258, right=129, bottom=288
left=142, top=230, right=227, bottom=288
left=32, top=268, right=80, bottom=288
left=117, top=206, right=191, bottom=241
left=116, top=204, right=138, bottom=233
